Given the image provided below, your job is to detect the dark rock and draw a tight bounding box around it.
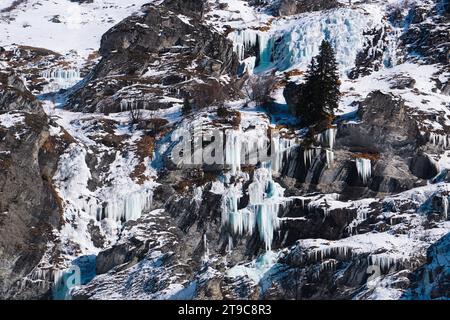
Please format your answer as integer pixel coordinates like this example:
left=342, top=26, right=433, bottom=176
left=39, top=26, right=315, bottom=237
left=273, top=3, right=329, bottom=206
left=0, top=73, right=64, bottom=299
left=68, top=2, right=240, bottom=113
left=270, top=0, right=341, bottom=16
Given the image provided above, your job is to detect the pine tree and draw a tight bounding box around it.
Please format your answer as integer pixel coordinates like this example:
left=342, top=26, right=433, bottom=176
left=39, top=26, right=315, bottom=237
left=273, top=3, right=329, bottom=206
left=182, top=96, right=192, bottom=115
left=296, top=40, right=340, bottom=130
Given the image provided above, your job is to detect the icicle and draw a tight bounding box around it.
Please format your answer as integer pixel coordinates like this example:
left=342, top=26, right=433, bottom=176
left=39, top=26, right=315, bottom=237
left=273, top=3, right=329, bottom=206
left=41, top=68, right=82, bottom=92
left=442, top=196, right=448, bottom=220
left=103, top=189, right=153, bottom=222
left=326, top=149, right=334, bottom=168
left=225, top=130, right=242, bottom=175
left=303, top=148, right=320, bottom=167
left=429, top=133, right=449, bottom=149
left=202, top=234, right=209, bottom=263
left=221, top=167, right=285, bottom=251
left=356, top=158, right=372, bottom=184
left=318, top=128, right=337, bottom=150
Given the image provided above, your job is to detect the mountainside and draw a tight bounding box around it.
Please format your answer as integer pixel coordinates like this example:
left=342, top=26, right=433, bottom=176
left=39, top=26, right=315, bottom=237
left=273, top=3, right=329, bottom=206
left=0, top=0, right=449, bottom=300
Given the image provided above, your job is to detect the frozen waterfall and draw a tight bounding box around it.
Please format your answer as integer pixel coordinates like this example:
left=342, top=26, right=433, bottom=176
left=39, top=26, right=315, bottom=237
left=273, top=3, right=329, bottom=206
left=229, top=8, right=383, bottom=74
left=356, top=158, right=372, bottom=184
left=221, top=166, right=285, bottom=250
left=41, top=68, right=82, bottom=92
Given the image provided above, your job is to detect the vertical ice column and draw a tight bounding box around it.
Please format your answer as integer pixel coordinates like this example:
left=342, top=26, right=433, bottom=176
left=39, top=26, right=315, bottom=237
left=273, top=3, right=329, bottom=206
left=225, top=130, right=242, bottom=175
left=103, top=189, right=153, bottom=222
left=229, top=29, right=274, bottom=72
left=356, top=158, right=372, bottom=184
left=442, top=195, right=448, bottom=220
left=326, top=150, right=334, bottom=168
left=222, top=167, right=285, bottom=251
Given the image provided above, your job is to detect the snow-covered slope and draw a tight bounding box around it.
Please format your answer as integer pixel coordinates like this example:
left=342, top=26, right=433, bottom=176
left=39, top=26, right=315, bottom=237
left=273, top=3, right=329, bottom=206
left=0, top=0, right=151, bottom=56
left=0, top=0, right=449, bottom=300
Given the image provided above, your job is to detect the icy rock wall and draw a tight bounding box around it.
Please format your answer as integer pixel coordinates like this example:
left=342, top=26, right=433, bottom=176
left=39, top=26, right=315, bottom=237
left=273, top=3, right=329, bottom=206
left=41, top=68, right=82, bottom=92
left=229, top=8, right=383, bottom=74
left=221, top=166, right=286, bottom=250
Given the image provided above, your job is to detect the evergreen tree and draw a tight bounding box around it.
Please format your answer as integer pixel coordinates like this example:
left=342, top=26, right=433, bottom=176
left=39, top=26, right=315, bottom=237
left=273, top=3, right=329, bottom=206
left=296, top=40, right=340, bottom=130
left=182, top=96, right=192, bottom=115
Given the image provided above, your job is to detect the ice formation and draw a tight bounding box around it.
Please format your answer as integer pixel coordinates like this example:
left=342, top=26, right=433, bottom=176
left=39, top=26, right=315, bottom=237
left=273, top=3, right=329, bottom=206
left=41, top=69, right=80, bottom=80
left=369, top=255, right=402, bottom=273
left=356, top=158, right=372, bottom=184
left=103, top=189, right=153, bottom=222
left=317, top=128, right=337, bottom=150
left=229, top=29, right=274, bottom=72
left=442, top=196, right=448, bottom=220
left=326, top=150, right=335, bottom=168
left=303, top=148, right=321, bottom=167
left=229, top=8, right=383, bottom=74
left=41, top=68, right=82, bottom=92
left=429, top=133, right=449, bottom=149
left=225, top=130, right=243, bottom=175
left=224, top=128, right=296, bottom=175
left=54, top=144, right=154, bottom=225
left=222, top=166, right=285, bottom=250
left=271, top=136, right=296, bottom=174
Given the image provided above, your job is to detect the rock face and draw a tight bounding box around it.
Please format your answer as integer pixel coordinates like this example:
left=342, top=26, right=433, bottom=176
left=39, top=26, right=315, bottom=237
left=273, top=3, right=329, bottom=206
left=0, top=72, right=64, bottom=299
left=0, top=72, right=42, bottom=112
left=1, top=0, right=449, bottom=301
left=68, top=0, right=240, bottom=113
left=270, top=0, right=341, bottom=16
left=400, top=0, right=450, bottom=64
left=406, top=233, right=450, bottom=300
left=282, top=90, right=430, bottom=199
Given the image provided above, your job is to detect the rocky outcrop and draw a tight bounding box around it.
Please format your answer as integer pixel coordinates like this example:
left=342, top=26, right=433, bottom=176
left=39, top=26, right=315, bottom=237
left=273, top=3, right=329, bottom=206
left=269, top=0, right=341, bottom=16
left=0, top=73, right=66, bottom=299
left=405, top=233, right=450, bottom=300
left=68, top=0, right=240, bottom=113
left=0, top=71, right=42, bottom=113
left=401, top=1, right=450, bottom=64
left=282, top=90, right=430, bottom=198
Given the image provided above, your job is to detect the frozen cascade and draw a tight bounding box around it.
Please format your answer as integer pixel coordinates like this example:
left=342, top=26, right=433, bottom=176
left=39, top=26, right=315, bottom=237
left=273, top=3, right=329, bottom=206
left=228, top=29, right=273, bottom=72
left=54, top=145, right=154, bottom=224
left=224, top=129, right=297, bottom=175
left=41, top=68, right=82, bottom=92
left=271, top=137, right=296, bottom=174
left=229, top=29, right=259, bottom=61
left=103, top=189, right=153, bottom=222
left=222, top=166, right=285, bottom=250
left=271, top=8, right=382, bottom=73
left=369, top=255, right=402, bottom=272
left=202, top=234, right=210, bottom=263
left=356, top=158, right=372, bottom=184
left=41, top=69, right=81, bottom=80
left=383, top=25, right=402, bottom=68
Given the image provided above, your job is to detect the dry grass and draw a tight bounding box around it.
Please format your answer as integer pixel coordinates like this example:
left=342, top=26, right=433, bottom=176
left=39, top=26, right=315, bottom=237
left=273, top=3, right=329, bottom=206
left=131, top=135, right=156, bottom=185
left=354, top=152, right=380, bottom=161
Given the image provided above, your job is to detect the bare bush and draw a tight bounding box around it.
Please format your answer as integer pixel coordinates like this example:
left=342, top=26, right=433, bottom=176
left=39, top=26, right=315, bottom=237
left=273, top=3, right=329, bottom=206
left=129, top=107, right=143, bottom=126
left=244, top=74, right=277, bottom=106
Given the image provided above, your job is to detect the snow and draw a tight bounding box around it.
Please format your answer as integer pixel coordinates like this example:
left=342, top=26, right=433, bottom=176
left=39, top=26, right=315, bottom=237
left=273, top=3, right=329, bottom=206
left=0, top=112, right=25, bottom=128
left=0, top=0, right=151, bottom=57
left=227, top=250, right=279, bottom=286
